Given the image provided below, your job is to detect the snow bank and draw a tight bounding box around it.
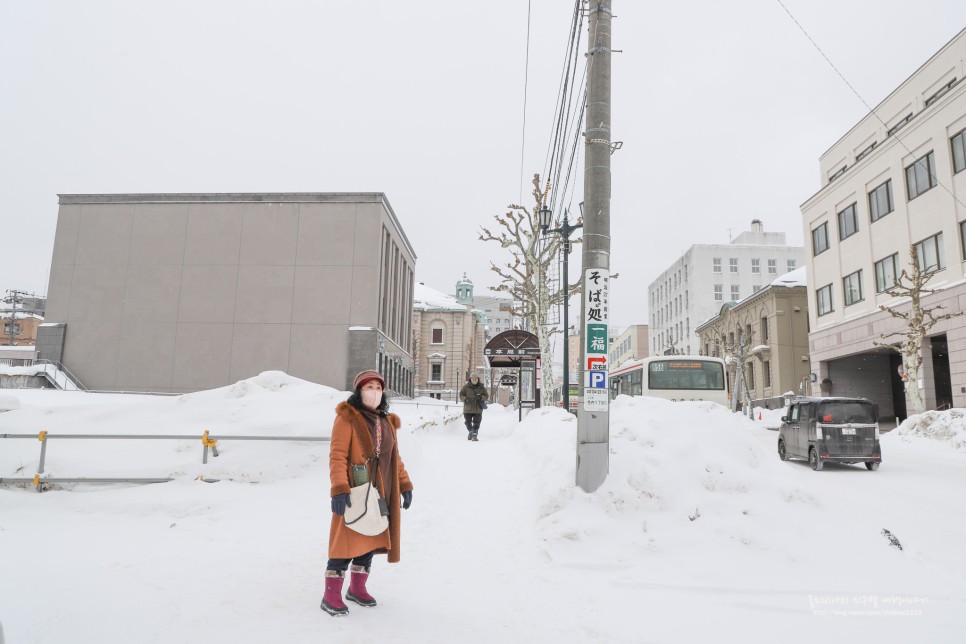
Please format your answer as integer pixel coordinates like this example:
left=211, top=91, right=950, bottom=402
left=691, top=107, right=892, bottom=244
left=888, top=409, right=966, bottom=452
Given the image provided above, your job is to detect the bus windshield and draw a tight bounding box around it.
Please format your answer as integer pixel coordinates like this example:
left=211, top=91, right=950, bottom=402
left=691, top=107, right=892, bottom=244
left=647, top=360, right=725, bottom=391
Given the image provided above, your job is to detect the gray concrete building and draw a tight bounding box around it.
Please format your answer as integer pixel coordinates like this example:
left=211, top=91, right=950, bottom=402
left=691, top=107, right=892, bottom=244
left=38, top=193, right=416, bottom=395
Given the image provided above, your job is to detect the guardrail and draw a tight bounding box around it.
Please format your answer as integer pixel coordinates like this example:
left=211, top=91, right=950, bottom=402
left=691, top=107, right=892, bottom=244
left=34, top=359, right=87, bottom=391
left=0, top=430, right=329, bottom=493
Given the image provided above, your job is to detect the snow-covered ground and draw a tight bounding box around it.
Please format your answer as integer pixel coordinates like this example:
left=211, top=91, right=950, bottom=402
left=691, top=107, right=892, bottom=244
left=1, top=372, right=964, bottom=643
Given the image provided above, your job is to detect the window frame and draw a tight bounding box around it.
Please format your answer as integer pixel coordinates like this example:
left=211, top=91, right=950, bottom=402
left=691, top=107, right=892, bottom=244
left=843, top=270, right=864, bottom=306
left=914, top=232, right=945, bottom=274
left=874, top=253, right=900, bottom=293
left=961, top=220, right=966, bottom=261
left=837, top=202, right=859, bottom=240
left=713, top=257, right=722, bottom=273
left=430, top=325, right=444, bottom=344
left=730, top=284, right=740, bottom=301
left=952, top=127, right=966, bottom=175
left=812, top=222, right=829, bottom=256
left=751, top=258, right=761, bottom=274
left=869, top=179, right=894, bottom=222
left=816, top=283, right=834, bottom=316
left=729, top=257, right=738, bottom=273
left=905, top=151, right=937, bottom=201
left=713, top=285, right=723, bottom=302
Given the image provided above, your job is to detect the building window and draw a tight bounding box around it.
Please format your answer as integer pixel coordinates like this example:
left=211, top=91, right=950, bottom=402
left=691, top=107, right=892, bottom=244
left=837, top=202, right=859, bottom=240
left=905, top=151, right=937, bottom=200
left=746, top=363, right=755, bottom=390
left=961, top=220, right=966, bottom=261
left=714, top=285, right=723, bottom=301
left=713, top=258, right=722, bottom=273
left=430, top=363, right=442, bottom=382
left=915, top=232, right=945, bottom=274
left=751, top=259, right=760, bottom=274
left=729, top=258, right=738, bottom=273
left=761, top=316, right=769, bottom=342
left=431, top=326, right=444, bottom=344
left=952, top=127, right=966, bottom=175
left=887, top=113, right=913, bottom=137
left=874, top=253, right=900, bottom=292
left=730, top=285, right=740, bottom=300
left=816, top=284, right=833, bottom=316
left=843, top=270, right=864, bottom=306
left=828, top=165, right=847, bottom=183
left=869, top=179, right=894, bottom=222
left=925, top=77, right=958, bottom=107
left=812, top=223, right=829, bottom=256
left=787, top=259, right=796, bottom=271
left=764, top=360, right=772, bottom=388
left=767, top=259, right=777, bottom=274
left=855, top=141, right=877, bottom=162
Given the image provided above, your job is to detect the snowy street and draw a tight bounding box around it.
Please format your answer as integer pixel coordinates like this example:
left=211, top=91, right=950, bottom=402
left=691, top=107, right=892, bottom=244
left=1, top=374, right=964, bottom=643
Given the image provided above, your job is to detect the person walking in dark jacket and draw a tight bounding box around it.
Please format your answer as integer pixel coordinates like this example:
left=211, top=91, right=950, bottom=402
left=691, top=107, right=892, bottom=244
left=459, top=373, right=489, bottom=441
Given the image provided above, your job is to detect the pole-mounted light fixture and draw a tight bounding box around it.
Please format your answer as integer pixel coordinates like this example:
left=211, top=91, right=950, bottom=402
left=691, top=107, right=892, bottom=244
left=539, top=204, right=552, bottom=232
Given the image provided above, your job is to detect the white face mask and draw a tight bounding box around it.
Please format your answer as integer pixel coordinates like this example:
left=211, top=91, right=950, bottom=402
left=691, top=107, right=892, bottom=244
left=361, top=389, right=382, bottom=409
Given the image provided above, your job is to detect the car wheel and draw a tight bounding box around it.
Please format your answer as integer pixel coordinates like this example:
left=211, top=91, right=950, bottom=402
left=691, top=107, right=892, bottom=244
left=865, top=461, right=880, bottom=471
left=809, top=447, right=823, bottom=471
left=778, top=439, right=789, bottom=461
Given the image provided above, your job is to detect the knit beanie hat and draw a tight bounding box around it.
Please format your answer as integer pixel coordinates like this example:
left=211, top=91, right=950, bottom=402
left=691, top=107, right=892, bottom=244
left=353, top=370, right=385, bottom=390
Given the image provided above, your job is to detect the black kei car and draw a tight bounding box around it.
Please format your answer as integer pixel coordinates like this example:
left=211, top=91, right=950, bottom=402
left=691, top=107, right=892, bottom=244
left=778, top=396, right=882, bottom=471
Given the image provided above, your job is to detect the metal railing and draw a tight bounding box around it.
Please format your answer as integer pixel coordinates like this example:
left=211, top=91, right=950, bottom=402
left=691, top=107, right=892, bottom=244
left=34, top=359, right=87, bottom=391
left=0, top=430, right=329, bottom=492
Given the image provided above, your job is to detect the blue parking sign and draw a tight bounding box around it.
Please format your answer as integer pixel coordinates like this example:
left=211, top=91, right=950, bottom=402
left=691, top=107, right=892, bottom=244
left=588, top=371, right=607, bottom=388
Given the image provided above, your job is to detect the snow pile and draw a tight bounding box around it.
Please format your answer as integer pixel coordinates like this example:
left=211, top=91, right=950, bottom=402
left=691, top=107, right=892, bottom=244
left=2, top=375, right=965, bottom=642
left=0, top=363, right=46, bottom=376
left=0, top=394, right=20, bottom=412
left=889, top=409, right=966, bottom=452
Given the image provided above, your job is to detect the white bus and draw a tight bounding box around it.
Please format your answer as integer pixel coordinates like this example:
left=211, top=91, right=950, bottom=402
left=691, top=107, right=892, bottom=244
left=609, top=356, right=729, bottom=406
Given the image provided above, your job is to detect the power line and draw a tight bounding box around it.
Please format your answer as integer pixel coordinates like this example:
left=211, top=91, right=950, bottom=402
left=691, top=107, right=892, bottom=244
left=518, top=0, right=532, bottom=203
left=776, top=0, right=966, bottom=212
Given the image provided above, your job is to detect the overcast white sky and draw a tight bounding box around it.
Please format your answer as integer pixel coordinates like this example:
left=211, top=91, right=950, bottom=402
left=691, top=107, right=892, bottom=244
left=2, top=1, right=966, bottom=329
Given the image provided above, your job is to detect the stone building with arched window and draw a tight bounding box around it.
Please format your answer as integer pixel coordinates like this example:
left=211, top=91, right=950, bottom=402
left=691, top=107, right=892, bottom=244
left=411, top=275, right=486, bottom=401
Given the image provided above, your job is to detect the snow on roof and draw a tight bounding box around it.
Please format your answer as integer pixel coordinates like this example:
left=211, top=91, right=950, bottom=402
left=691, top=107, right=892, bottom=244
left=0, top=345, right=35, bottom=352
left=769, top=266, right=806, bottom=288
left=413, top=282, right=467, bottom=311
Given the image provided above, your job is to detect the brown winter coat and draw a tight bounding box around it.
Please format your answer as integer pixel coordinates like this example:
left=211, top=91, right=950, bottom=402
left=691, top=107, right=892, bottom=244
left=328, top=401, right=413, bottom=563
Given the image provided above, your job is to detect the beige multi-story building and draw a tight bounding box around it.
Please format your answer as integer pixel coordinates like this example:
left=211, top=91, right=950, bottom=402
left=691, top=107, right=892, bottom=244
left=411, top=278, right=486, bottom=401
left=695, top=268, right=811, bottom=409
left=801, top=28, right=966, bottom=418
left=38, top=193, right=416, bottom=395
left=609, top=324, right=649, bottom=368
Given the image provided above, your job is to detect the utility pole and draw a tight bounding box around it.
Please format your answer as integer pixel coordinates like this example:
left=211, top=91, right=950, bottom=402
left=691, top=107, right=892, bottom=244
left=577, top=0, right=613, bottom=492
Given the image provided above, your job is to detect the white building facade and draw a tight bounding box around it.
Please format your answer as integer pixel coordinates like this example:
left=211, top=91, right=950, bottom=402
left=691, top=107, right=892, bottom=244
left=648, top=220, right=805, bottom=356
left=801, top=28, right=966, bottom=417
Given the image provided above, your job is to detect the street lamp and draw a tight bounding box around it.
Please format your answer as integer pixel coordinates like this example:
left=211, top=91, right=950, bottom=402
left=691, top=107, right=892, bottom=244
left=540, top=204, right=583, bottom=413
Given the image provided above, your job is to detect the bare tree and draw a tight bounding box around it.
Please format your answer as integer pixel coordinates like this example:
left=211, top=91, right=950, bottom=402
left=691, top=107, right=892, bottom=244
left=479, top=174, right=580, bottom=407
left=874, top=245, right=964, bottom=414
left=703, top=313, right=755, bottom=413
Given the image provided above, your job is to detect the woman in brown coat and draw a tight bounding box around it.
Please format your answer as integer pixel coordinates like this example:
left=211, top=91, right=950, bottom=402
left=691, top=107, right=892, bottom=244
left=321, top=370, right=414, bottom=616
